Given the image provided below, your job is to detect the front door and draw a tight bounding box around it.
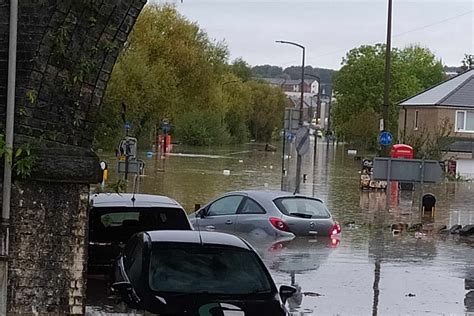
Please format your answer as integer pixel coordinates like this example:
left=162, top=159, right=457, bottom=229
left=198, top=195, right=244, bottom=233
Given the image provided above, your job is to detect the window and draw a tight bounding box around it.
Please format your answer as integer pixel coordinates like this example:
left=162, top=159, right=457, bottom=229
left=274, top=197, right=330, bottom=219
left=239, top=198, right=265, bottom=214
left=207, top=196, right=243, bottom=216
left=456, top=110, right=474, bottom=132
left=125, top=237, right=143, bottom=285
left=414, top=110, right=419, bottom=130
left=149, top=245, right=272, bottom=295
left=89, top=207, right=191, bottom=243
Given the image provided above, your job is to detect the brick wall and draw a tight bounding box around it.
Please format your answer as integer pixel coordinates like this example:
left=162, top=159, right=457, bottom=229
left=8, top=182, right=89, bottom=314
left=400, top=107, right=474, bottom=141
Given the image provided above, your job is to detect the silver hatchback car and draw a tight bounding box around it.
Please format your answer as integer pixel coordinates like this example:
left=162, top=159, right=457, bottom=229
left=189, top=190, right=341, bottom=238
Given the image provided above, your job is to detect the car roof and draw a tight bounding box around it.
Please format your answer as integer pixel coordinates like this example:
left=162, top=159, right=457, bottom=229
left=90, top=193, right=183, bottom=209
left=145, top=230, right=252, bottom=250
left=223, top=190, right=323, bottom=202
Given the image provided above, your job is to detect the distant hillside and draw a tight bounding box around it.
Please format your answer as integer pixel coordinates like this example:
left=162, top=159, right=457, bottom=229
left=252, top=65, right=336, bottom=94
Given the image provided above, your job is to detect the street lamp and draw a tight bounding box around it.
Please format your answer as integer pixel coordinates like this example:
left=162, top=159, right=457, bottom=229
left=276, top=40, right=305, bottom=193
left=275, top=41, right=305, bottom=125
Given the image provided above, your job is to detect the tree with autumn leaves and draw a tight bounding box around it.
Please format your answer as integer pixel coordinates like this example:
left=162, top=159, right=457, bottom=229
left=94, top=4, right=286, bottom=149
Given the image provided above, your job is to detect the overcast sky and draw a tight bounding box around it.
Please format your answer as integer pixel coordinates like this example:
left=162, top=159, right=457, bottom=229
left=153, top=0, right=473, bottom=70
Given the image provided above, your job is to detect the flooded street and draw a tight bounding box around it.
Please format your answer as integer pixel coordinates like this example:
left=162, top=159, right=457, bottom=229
left=87, top=140, right=474, bottom=315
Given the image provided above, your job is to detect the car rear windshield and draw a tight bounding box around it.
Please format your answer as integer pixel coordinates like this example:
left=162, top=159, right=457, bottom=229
left=274, top=197, right=330, bottom=219
left=89, top=207, right=191, bottom=243
left=149, top=244, right=273, bottom=295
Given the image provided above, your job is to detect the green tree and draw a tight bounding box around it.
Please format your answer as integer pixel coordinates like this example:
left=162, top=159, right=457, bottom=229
left=333, top=44, right=445, bottom=149
left=95, top=4, right=229, bottom=148
left=229, top=58, right=253, bottom=81
left=247, top=81, right=287, bottom=142
left=95, top=4, right=285, bottom=149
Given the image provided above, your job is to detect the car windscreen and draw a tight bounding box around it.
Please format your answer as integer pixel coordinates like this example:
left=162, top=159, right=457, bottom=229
left=274, top=197, right=330, bottom=219
left=149, top=244, right=273, bottom=295
left=89, top=207, right=191, bottom=243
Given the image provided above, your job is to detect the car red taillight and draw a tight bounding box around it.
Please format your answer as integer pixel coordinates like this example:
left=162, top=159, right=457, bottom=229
left=329, top=222, right=341, bottom=236
left=269, top=217, right=290, bottom=232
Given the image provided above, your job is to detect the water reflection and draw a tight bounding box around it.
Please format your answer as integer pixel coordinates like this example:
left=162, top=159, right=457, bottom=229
left=89, top=142, right=474, bottom=315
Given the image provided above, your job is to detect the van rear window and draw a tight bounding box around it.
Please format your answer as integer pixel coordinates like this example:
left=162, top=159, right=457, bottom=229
left=89, top=207, right=191, bottom=242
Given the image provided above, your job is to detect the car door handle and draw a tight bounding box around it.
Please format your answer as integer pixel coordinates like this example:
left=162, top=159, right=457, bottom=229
left=206, top=225, right=215, bottom=231
left=225, top=220, right=233, bottom=225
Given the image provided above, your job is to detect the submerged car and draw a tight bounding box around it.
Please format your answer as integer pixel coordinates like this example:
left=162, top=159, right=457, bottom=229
left=88, top=193, right=192, bottom=276
left=112, top=230, right=296, bottom=315
left=189, top=190, right=341, bottom=237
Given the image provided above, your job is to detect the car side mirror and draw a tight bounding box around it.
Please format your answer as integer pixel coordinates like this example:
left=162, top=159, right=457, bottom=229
left=194, top=203, right=201, bottom=212
left=111, top=281, right=132, bottom=294
left=279, top=285, right=297, bottom=304
left=197, top=208, right=206, bottom=218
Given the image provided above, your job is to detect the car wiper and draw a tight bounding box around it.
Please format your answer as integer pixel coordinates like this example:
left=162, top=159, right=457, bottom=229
left=238, top=290, right=272, bottom=297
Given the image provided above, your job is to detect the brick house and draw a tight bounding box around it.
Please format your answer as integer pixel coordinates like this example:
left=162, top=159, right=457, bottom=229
left=398, top=68, right=474, bottom=155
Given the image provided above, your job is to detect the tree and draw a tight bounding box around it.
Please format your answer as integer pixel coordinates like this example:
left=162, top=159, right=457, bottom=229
left=332, top=44, right=445, bottom=149
left=252, top=65, right=284, bottom=78
left=95, top=4, right=285, bottom=148
left=461, top=54, right=473, bottom=72
left=95, top=4, right=229, bottom=148
left=229, top=58, right=253, bottom=81
left=247, top=81, right=287, bottom=141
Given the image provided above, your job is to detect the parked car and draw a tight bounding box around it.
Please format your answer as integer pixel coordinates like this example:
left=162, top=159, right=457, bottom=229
left=112, top=230, right=297, bottom=315
left=189, top=190, right=341, bottom=237
left=88, top=193, right=192, bottom=277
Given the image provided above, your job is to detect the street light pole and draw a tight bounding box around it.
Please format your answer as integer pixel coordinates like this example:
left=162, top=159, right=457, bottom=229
left=382, top=0, right=393, bottom=155
left=276, top=40, right=305, bottom=193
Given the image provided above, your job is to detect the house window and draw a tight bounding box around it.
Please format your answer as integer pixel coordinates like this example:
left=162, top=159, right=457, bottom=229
left=414, top=110, right=419, bottom=130
left=455, top=110, right=474, bottom=132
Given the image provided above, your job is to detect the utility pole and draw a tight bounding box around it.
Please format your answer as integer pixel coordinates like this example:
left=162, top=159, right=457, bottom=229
left=276, top=40, right=305, bottom=193
left=382, top=0, right=393, bottom=156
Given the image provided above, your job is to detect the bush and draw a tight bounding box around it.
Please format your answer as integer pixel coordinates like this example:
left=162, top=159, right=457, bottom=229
left=175, top=110, right=230, bottom=146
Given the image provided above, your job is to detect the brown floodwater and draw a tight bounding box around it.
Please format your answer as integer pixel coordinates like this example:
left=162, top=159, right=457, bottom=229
left=86, top=139, right=474, bottom=315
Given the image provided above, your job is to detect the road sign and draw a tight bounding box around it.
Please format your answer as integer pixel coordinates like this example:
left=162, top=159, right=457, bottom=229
left=378, top=131, right=392, bottom=146
left=284, top=109, right=300, bottom=133
left=124, top=122, right=131, bottom=130
left=160, top=119, right=171, bottom=134
left=117, top=160, right=145, bottom=175
left=117, top=137, right=137, bottom=159
left=373, top=157, right=443, bottom=183
left=286, top=132, right=295, bottom=141
left=295, top=127, right=310, bottom=156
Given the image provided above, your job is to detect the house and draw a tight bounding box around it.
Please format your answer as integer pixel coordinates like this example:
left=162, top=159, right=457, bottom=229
left=398, top=68, right=474, bottom=176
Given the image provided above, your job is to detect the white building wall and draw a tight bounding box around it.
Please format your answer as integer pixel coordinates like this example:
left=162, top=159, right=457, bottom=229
left=456, top=159, right=474, bottom=180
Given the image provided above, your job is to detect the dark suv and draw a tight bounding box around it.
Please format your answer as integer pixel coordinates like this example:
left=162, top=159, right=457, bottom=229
left=112, top=230, right=296, bottom=315
left=88, top=193, right=192, bottom=277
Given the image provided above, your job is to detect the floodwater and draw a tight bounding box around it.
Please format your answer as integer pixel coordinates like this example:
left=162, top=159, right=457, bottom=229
left=86, top=139, right=474, bottom=315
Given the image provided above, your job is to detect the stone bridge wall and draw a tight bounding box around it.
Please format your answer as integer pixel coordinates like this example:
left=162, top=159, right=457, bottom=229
left=0, top=0, right=146, bottom=313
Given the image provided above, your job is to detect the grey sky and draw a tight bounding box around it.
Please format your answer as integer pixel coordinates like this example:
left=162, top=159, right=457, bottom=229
left=154, top=0, right=473, bottom=70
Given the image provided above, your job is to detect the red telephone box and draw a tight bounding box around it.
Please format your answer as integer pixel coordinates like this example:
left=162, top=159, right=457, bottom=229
left=389, top=144, right=414, bottom=205
left=390, top=144, right=414, bottom=197
left=390, top=144, right=414, bottom=159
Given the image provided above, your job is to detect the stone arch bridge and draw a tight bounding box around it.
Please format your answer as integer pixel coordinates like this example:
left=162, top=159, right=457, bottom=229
left=0, top=0, right=146, bottom=313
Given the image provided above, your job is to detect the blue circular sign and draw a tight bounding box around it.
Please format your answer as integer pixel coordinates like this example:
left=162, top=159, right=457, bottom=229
left=379, top=131, right=393, bottom=146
